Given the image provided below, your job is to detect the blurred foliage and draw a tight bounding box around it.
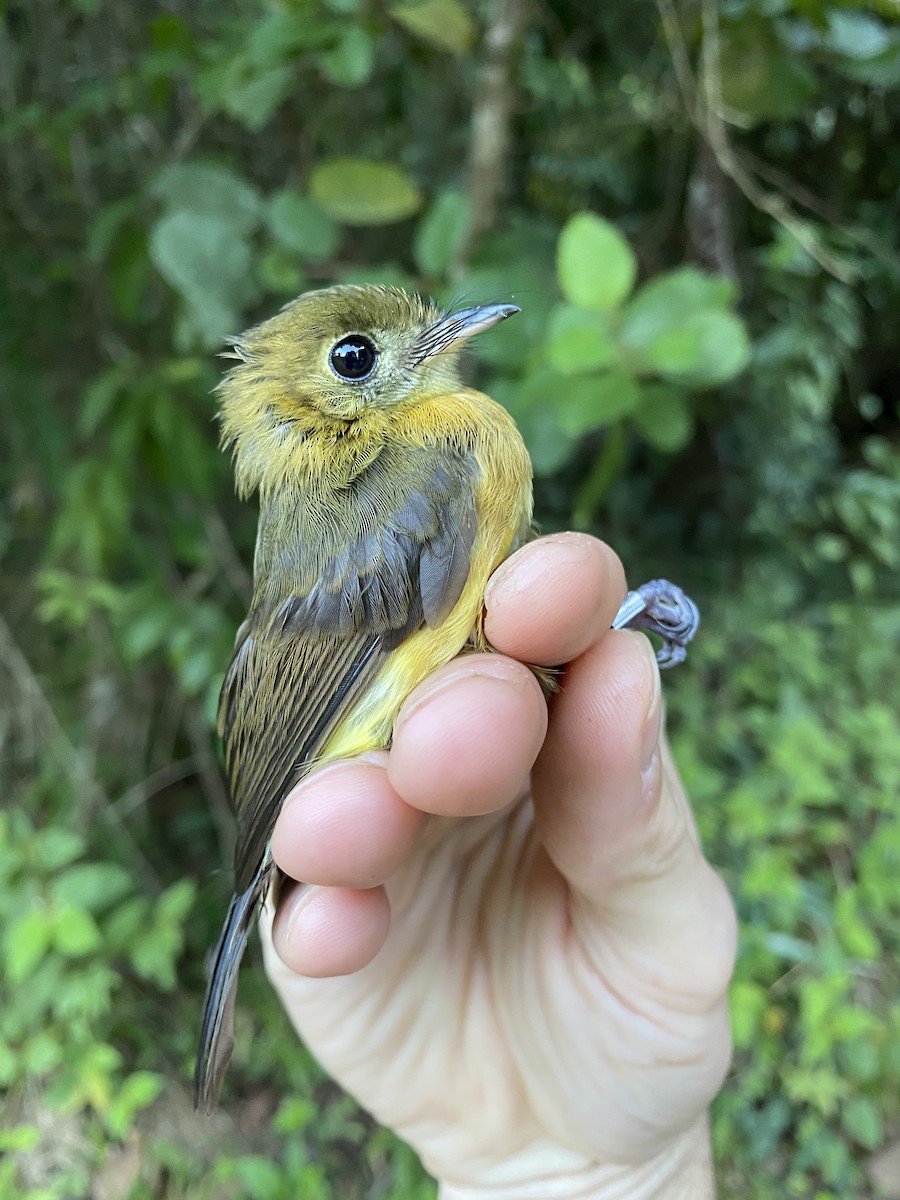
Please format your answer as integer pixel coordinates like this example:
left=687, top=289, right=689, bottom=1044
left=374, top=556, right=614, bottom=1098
left=1, top=0, right=899, bottom=1196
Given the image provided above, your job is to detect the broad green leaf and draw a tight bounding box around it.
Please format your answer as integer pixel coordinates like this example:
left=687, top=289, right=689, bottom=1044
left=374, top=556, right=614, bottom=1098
left=645, top=326, right=704, bottom=375
left=620, top=268, right=736, bottom=347
left=544, top=304, right=618, bottom=374
left=266, top=190, right=340, bottom=261
left=836, top=41, right=900, bottom=88
left=649, top=310, right=750, bottom=385
left=156, top=878, right=196, bottom=924
left=257, top=248, right=305, bottom=296
left=152, top=163, right=261, bottom=235
left=105, top=1071, right=165, bottom=1140
left=310, top=159, right=423, bottom=225
left=319, top=26, right=375, bottom=87
left=247, top=9, right=330, bottom=61
left=841, top=1096, right=884, bottom=1150
left=5, top=908, right=53, bottom=983
left=495, top=368, right=576, bottom=474
left=0, top=1125, right=40, bottom=1154
left=149, top=211, right=253, bottom=342
left=414, top=190, right=472, bottom=277
left=390, top=0, right=475, bottom=55
left=620, top=268, right=749, bottom=385
left=720, top=24, right=817, bottom=122
left=222, top=64, right=293, bottom=132
left=632, top=384, right=694, bottom=452
left=23, top=1034, right=64, bottom=1076
left=824, top=11, right=891, bottom=60
left=53, top=904, right=102, bottom=956
left=495, top=367, right=560, bottom=421
left=557, top=213, right=636, bottom=311
left=519, top=405, right=577, bottom=476
left=557, top=370, right=640, bottom=437
left=78, top=366, right=130, bottom=437
left=51, top=863, right=133, bottom=912
left=730, top=980, right=767, bottom=1050
left=834, top=890, right=880, bottom=960
left=36, top=828, right=85, bottom=870
left=86, top=196, right=139, bottom=265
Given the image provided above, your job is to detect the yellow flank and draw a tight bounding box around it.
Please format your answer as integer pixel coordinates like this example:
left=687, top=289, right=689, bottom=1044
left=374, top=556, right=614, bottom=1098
left=321, top=387, right=533, bottom=760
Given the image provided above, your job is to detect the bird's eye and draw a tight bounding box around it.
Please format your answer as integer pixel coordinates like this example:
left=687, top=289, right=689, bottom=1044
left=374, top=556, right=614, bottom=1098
left=329, top=335, right=377, bottom=381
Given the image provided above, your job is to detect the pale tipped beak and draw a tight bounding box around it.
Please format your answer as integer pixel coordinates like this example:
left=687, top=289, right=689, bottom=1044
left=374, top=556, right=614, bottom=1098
left=411, top=302, right=520, bottom=366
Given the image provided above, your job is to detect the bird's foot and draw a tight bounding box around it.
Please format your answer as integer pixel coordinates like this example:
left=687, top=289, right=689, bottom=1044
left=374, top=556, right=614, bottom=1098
left=612, top=579, right=700, bottom=669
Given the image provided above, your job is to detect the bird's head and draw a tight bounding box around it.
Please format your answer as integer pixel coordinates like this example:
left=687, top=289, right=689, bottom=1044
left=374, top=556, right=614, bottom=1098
left=218, top=283, right=517, bottom=443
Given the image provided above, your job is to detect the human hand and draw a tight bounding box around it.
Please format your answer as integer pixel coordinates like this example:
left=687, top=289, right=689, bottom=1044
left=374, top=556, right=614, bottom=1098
left=260, top=534, right=736, bottom=1199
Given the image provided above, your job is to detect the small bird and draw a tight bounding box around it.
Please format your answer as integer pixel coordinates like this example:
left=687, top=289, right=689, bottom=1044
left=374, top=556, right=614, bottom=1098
left=194, top=284, right=533, bottom=1111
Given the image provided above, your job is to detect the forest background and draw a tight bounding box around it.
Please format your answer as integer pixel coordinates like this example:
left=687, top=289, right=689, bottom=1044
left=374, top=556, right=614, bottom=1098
left=2, top=0, right=899, bottom=1197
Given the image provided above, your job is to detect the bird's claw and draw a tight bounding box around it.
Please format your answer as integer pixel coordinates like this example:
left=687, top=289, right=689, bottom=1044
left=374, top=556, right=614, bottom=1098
left=611, top=579, right=700, bottom=669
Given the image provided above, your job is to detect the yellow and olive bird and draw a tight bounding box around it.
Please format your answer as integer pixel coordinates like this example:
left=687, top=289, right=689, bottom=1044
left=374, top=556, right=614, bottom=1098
left=194, top=284, right=533, bottom=1111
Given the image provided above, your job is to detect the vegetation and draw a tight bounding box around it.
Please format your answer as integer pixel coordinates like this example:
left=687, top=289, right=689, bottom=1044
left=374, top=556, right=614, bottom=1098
left=2, top=0, right=899, bottom=1196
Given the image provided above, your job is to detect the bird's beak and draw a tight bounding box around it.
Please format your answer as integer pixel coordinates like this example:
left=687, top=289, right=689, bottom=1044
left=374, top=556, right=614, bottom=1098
left=410, top=302, right=520, bottom=366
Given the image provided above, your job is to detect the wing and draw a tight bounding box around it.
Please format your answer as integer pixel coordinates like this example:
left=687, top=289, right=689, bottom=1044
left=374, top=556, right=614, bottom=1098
left=220, top=444, right=480, bottom=893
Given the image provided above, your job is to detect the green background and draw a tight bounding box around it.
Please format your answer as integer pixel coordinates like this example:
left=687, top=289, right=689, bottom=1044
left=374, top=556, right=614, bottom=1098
left=2, top=0, right=899, bottom=1196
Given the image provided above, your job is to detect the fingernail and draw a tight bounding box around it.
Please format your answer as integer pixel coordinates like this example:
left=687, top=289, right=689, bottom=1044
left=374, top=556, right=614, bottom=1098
left=639, top=654, right=662, bottom=775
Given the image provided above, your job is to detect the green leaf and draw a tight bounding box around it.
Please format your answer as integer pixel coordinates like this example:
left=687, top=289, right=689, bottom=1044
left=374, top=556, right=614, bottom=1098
left=720, top=23, right=818, bottom=122
left=86, top=197, right=139, bottom=265
left=841, top=1095, right=883, bottom=1150
left=106, top=1071, right=165, bottom=1140
left=557, top=213, right=636, bottom=311
left=390, top=0, right=475, bottom=54
left=544, top=304, right=618, bottom=374
left=246, top=9, right=329, bottom=61
left=824, top=11, right=891, bottom=61
left=620, top=268, right=750, bottom=385
left=556, top=370, right=640, bottom=437
left=651, top=310, right=750, bottom=385
left=224, top=65, right=293, bottom=132
left=496, top=369, right=577, bottom=475
left=51, top=863, right=133, bottom=912
left=149, top=211, right=253, bottom=343
left=834, top=889, right=880, bottom=960
left=0, top=1125, right=40, bottom=1154
left=632, top=384, right=694, bottom=452
left=414, top=190, right=471, bottom=277
left=266, top=190, right=340, bottom=262
left=835, top=41, right=900, bottom=88
left=36, top=828, right=85, bottom=870
left=257, top=248, right=305, bottom=296
left=157, top=878, right=196, bottom=924
left=53, top=904, right=102, bottom=956
left=5, top=908, right=53, bottom=983
left=310, top=159, right=423, bottom=225
left=152, top=163, right=261, bottom=235
left=319, top=25, right=375, bottom=87
left=730, top=980, right=767, bottom=1050
left=620, top=268, right=735, bottom=345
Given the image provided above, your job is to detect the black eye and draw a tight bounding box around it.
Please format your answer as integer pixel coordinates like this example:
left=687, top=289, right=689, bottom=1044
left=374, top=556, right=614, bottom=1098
left=329, top=335, right=377, bottom=381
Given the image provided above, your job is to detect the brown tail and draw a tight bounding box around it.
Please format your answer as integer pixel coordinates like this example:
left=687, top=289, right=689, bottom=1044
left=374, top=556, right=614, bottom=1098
left=193, top=858, right=270, bottom=1113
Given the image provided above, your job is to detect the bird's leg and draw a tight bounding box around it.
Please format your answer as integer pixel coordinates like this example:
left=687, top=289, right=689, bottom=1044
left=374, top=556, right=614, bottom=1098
left=612, top=579, right=700, bottom=669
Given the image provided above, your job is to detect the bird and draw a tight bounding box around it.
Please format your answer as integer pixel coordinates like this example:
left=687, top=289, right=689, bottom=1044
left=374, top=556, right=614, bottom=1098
left=194, top=284, right=533, bottom=1112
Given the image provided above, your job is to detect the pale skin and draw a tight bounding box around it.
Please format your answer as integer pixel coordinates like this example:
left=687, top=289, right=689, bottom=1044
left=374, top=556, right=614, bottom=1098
left=259, top=533, right=737, bottom=1199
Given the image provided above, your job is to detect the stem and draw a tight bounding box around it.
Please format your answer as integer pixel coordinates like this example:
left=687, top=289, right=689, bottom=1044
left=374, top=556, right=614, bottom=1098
left=453, top=0, right=527, bottom=272
left=571, top=422, right=628, bottom=531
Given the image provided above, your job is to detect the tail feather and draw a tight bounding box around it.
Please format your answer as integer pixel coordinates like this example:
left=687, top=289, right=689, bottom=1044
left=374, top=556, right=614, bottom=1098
left=194, top=859, right=270, bottom=1113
